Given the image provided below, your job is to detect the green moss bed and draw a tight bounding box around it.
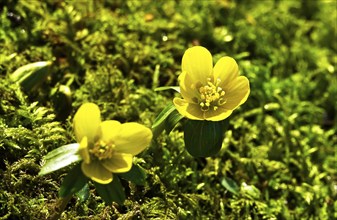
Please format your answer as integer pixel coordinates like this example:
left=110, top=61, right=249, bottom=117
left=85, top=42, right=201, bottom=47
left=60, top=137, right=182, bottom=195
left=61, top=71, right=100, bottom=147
left=0, top=0, right=336, bottom=219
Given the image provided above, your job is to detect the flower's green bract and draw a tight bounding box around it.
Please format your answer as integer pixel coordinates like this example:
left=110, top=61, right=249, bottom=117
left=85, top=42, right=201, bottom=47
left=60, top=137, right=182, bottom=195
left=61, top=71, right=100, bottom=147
left=152, top=103, right=176, bottom=138
left=164, top=109, right=184, bottom=134
left=76, top=183, right=90, bottom=203
left=154, top=86, right=180, bottom=93
left=184, top=119, right=228, bottom=157
left=39, top=143, right=81, bottom=176
left=152, top=103, right=183, bottom=138
left=94, top=177, right=125, bottom=205
left=118, top=163, right=147, bottom=186
left=59, top=164, right=88, bottom=198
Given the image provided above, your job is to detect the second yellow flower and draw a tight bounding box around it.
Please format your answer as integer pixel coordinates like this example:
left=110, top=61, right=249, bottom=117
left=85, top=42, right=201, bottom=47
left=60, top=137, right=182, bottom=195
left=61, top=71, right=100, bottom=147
left=173, top=46, right=250, bottom=121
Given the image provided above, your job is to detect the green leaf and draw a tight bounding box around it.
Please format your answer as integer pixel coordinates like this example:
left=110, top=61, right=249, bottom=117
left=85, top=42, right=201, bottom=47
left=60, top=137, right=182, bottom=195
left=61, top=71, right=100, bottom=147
left=118, top=164, right=147, bottom=186
left=39, top=143, right=82, bottom=175
left=184, top=120, right=227, bottom=157
left=59, top=164, right=88, bottom=198
left=165, top=109, right=184, bottom=134
left=10, top=61, right=52, bottom=91
left=154, top=86, right=180, bottom=93
left=241, top=182, right=261, bottom=199
left=94, top=176, right=126, bottom=205
left=221, top=176, right=239, bottom=195
left=152, top=103, right=176, bottom=138
left=76, top=183, right=90, bottom=203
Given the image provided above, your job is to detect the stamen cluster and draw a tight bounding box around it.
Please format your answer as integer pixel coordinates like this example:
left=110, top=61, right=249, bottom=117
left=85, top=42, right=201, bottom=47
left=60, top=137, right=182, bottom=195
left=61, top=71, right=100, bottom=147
left=198, top=78, right=226, bottom=111
left=90, top=140, right=115, bottom=160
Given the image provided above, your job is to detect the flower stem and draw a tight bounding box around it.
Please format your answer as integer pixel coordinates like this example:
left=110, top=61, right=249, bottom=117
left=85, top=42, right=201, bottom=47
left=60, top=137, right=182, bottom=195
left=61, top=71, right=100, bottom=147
left=49, top=195, right=72, bottom=220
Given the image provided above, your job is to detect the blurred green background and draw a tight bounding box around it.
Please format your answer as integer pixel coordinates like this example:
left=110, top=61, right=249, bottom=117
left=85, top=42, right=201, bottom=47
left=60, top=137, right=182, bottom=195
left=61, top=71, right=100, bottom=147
left=0, top=0, right=336, bottom=219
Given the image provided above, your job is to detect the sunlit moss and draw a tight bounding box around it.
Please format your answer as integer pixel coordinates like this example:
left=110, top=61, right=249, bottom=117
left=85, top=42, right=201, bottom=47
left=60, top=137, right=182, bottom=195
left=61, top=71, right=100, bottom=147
left=0, top=0, right=336, bottom=219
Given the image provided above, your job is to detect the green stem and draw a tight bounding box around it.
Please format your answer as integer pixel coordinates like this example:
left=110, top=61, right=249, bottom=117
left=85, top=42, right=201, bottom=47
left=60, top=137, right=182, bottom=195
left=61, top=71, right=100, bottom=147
left=49, top=195, right=72, bottom=220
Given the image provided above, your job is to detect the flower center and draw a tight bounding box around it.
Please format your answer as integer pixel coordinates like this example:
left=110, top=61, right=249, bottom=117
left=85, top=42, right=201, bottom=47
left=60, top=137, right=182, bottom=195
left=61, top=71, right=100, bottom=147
left=90, top=140, right=115, bottom=160
left=198, top=77, right=227, bottom=111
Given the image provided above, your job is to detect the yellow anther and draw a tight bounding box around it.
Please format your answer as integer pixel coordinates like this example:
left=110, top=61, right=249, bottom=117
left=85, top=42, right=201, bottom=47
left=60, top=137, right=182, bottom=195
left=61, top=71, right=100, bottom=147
left=207, top=82, right=214, bottom=87
left=90, top=140, right=115, bottom=160
left=198, top=77, right=226, bottom=112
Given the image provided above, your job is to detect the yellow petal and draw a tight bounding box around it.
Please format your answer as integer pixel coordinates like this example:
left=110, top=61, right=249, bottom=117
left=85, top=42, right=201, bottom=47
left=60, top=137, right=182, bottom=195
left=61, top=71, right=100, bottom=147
left=101, top=153, right=133, bottom=173
left=213, top=57, right=239, bottom=88
left=203, top=107, right=233, bottom=121
left=78, top=136, right=90, bottom=164
left=224, top=76, right=250, bottom=110
left=73, top=103, right=101, bottom=143
left=114, top=123, right=152, bottom=155
left=182, top=46, right=213, bottom=85
left=173, top=98, right=204, bottom=120
left=178, top=71, right=198, bottom=103
left=98, top=120, right=121, bottom=144
left=81, top=160, right=112, bottom=184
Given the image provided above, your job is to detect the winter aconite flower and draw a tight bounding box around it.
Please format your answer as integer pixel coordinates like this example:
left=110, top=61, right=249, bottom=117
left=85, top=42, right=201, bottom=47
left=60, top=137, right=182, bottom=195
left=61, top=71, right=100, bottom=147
left=73, top=103, right=152, bottom=184
left=173, top=46, right=250, bottom=121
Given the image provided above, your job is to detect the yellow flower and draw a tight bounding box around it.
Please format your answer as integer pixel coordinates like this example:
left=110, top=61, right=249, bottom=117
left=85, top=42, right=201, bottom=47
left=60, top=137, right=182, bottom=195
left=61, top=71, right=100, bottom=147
left=73, top=103, right=152, bottom=184
left=173, top=46, right=250, bottom=121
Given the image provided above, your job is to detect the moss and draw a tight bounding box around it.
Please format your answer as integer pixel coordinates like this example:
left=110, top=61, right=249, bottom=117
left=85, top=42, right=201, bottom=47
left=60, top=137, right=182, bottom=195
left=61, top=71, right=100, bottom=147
left=0, top=0, right=336, bottom=219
